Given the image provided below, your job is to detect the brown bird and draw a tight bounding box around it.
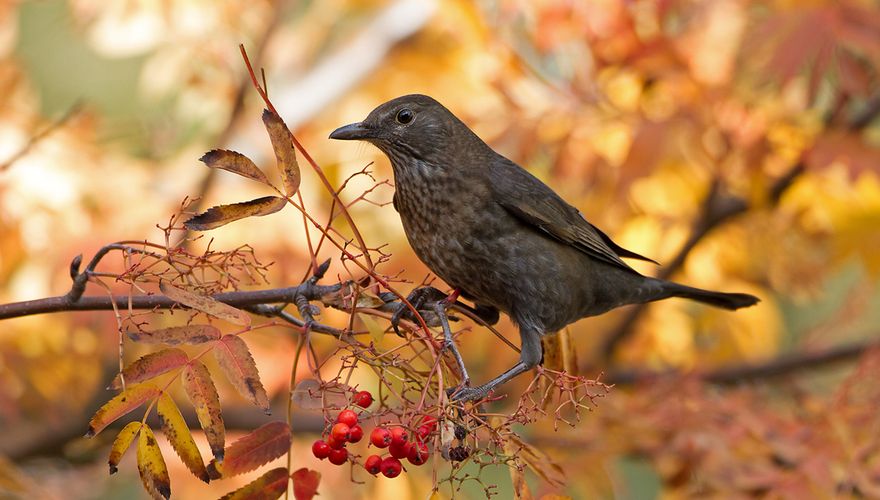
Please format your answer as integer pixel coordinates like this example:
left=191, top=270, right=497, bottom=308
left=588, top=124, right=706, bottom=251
left=330, top=94, right=758, bottom=402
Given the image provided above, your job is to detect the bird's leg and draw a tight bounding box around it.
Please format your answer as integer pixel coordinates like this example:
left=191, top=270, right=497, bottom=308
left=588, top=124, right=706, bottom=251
left=433, top=300, right=470, bottom=388
left=449, top=326, right=543, bottom=403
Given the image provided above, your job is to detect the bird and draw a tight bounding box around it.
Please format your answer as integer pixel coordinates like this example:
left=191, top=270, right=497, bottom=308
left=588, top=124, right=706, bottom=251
left=330, top=94, right=759, bottom=402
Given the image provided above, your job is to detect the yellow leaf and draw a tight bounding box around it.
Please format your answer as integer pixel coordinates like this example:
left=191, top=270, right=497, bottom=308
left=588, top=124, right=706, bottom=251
left=127, top=325, right=221, bottom=345
left=359, top=313, right=386, bottom=344
left=262, top=109, right=301, bottom=196
left=214, top=335, right=270, bottom=413
left=159, top=281, right=250, bottom=326
left=109, top=348, right=189, bottom=389
left=184, top=196, right=287, bottom=231
left=87, top=383, right=160, bottom=437
left=137, top=424, right=171, bottom=500
left=108, top=421, right=142, bottom=474
left=156, top=393, right=208, bottom=483
left=200, top=149, right=270, bottom=186
left=207, top=421, right=291, bottom=479
left=182, top=361, right=225, bottom=461
left=219, top=467, right=289, bottom=500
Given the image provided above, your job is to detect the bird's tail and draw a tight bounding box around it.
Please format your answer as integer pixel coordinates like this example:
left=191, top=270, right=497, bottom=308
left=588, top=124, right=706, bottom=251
left=663, top=282, right=759, bottom=310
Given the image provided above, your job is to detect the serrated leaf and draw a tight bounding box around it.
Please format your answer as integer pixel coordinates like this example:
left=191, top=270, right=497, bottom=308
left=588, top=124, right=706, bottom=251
left=292, top=468, right=321, bottom=500
left=137, top=425, right=171, bottom=500
left=200, top=149, right=270, bottom=185
left=207, top=421, right=290, bottom=480
left=156, top=393, right=209, bottom=483
left=507, top=435, right=565, bottom=488
left=219, top=467, right=288, bottom=500
left=159, top=281, right=250, bottom=326
left=182, top=361, right=225, bottom=461
left=262, top=109, right=301, bottom=196
left=108, top=421, right=142, bottom=474
left=87, top=383, right=161, bottom=437
left=127, top=325, right=221, bottom=345
left=214, top=335, right=270, bottom=413
left=184, top=196, right=287, bottom=231
left=109, top=348, right=189, bottom=389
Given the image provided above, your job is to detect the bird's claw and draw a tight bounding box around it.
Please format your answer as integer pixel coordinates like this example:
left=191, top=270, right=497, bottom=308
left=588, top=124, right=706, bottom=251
left=390, top=286, right=448, bottom=337
left=447, top=384, right=488, bottom=403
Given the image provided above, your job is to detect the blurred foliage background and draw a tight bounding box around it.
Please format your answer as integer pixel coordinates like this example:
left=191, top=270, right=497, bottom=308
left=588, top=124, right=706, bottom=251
left=1, top=0, right=880, bottom=498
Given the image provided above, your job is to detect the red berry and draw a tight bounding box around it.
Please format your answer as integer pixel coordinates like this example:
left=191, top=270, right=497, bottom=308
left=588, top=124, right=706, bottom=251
left=327, top=433, right=346, bottom=449
left=389, top=441, right=411, bottom=459
left=370, top=427, right=392, bottom=448
left=390, top=427, right=408, bottom=447
left=380, top=457, right=402, bottom=478
left=331, top=423, right=351, bottom=442
left=364, top=454, right=382, bottom=475
left=311, top=440, right=331, bottom=459
left=416, top=425, right=432, bottom=440
left=328, top=447, right=348, bottom=466
left=336, top=409, right=358, bottom=427
left=348, top=424, right=364, bottom=443
left=419, top=415, right=438, bottom=431
left=353, top=390, right=373, bottom=408
left=407, top=441, right=429, bottom=465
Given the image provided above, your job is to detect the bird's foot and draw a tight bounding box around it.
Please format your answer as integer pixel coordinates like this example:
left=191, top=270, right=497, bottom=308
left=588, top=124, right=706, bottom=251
left=447, top=384, right=490, bottom=403
left=390, top=286, right=448, bottom=337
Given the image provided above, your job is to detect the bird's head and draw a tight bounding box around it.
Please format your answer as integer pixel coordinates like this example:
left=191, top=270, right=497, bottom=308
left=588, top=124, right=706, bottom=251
left=330, top=94, right=475, bottom=167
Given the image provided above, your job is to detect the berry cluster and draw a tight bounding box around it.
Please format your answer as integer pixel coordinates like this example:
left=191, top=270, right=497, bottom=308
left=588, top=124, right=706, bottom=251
left=311, top=391, right=372, bottom=466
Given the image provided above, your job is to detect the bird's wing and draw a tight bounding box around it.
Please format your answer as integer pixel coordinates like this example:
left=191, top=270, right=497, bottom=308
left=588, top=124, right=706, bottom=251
left=489, top=158, right=657, bottom=271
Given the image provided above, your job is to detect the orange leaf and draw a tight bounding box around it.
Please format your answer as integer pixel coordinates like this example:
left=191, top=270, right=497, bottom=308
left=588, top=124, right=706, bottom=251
left=182, top=361, right=225, bottom=461
left=87, top=383, right=160, bottom=437
left=156, top=393, right=209, bottom=483
left=184, top=196, right=287, bottom=231
left=219, top=467, right=288, bottom=500
left=262, top=109, right=301, bottom=196
left=200, top=149, right=270, bottom=186
left=292, top=468, right=321, bottom=500
left=159, top=281, right=251, bottom=326
left=507, top=434, right=566, bottom=488
left=137, top=424, right=171, bottom=499
left=214, top=335, right=270, bottom=413
left=109, top=348, right=189, bottom=389
left=127, top=325, right=221, bottom=345
left=108, top=421, right=142, bottom=474
left=207, top=421, right=291, bottom=480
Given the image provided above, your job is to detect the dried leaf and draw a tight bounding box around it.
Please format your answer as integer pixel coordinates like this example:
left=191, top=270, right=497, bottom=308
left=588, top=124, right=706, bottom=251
left=214, top=335, right=270, bottom=413
left=184, top=196, right=287, bottom=231
left=87, top=383, right=161, bottom=437
left=507, top=434, right=566, bottom=488
left=159, top=281, right=250, bottom=326
left=137, top=424, right=171, bottom=500
left=182, top=361, right=225, bottom=461
left=291, top=379, right=350, bottom=410
left=108, top=421, right=142, bottom=474
left=207, top=421, right=291, bottom=480
left=219, top=467, right=288, bottom=500
left=127, top=325, right=221, bottom=345
left=291, top=468, right=321, bottom=500
left=109, top=348, right=189, bottom=389
left=262, top=109, right=301, bottom=196
left=156, top=393, right=209, bottom=483
left=200, top=149, right=270, bottom=186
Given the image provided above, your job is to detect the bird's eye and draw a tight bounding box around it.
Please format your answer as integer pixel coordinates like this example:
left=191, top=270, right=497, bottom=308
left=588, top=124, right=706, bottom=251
left=396, top=109, right=414, bottom=124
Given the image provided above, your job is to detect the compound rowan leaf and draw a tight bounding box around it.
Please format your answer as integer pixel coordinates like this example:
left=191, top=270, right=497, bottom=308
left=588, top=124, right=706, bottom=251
left=184, top=196, right=287, bottom=231
left=159, top=281, right=250, bottom=326
left=156, top=393, right=209, bottom=483
left=87, top=383, right=161, bottom=437
left=109, top=348, right=189, bottom=389
left=137, top=424, right=171, bottom=500
left=207, top=421, right=290, bottom=480
left=262, top=109, right=300, bottom=196
left=108, top=421, right=142, bottom=474
left=214, top=335, right=270, bottom=413
left=127, top=325, right=221, bottom=345
left=182, top=361, right=225, bottom=461
left=200, top=149, right=271, bottom=186
left=219, top=467, right=288, bottom=500
left=291, top=468, right=321, bottom=500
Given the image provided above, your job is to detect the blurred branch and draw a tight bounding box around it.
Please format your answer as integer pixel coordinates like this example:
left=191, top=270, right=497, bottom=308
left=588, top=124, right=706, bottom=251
left=605, top=339, right=880, bottom=386
left=0, top=104, right=81, bottom=172
left=599, top=92, right=880, bottom=362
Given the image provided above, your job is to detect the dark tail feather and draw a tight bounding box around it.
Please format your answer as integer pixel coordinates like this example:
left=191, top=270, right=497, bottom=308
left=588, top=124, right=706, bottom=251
left=665, top=282, right=760, bottom=310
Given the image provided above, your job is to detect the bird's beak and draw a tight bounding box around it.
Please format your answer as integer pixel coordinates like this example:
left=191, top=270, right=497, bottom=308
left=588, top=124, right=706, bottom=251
left=329, top=122, right=375, bottom=141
